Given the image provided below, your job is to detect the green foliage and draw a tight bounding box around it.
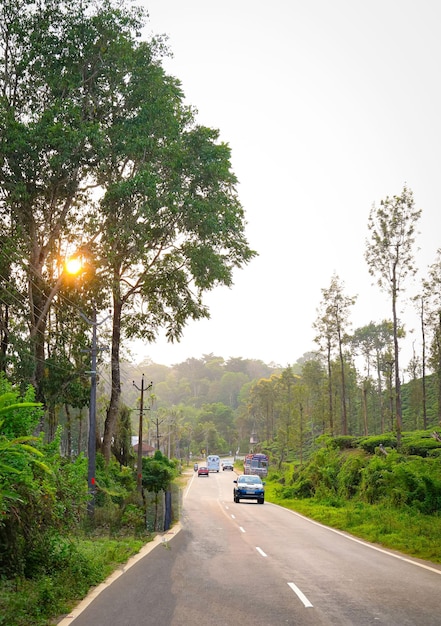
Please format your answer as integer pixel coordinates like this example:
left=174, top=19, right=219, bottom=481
left=142, top=450, right=178, bottom=494
left=0, top=537, right=145, bottom=626
left=0, top=376, right=43, bottom=438
left=273, top=431, right=441, bottom=519
left=400, top=431, right=441, bottom=457
left=94, top=453, right=136, bottom=509
left=0, top=379, right=91, bottom=579
left=358, top=433, right=397, bottom=453
left=0, top=446, right=90, bottom=578
left=359, top=454, right=441, bottom=514
left=327, top=435, right=357, bottom=450
left=280, top=443, right=343, bottom=500
left=337, top=451, right=368, bottom=499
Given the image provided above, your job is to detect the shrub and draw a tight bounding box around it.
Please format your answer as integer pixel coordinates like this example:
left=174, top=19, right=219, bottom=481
left=358, top=433, right=397, bottom=454
left=338, top=452, right=367, bottom=499
left=330, top=436, right=358, bottom=450
left=401, top=433, right=441, bottom=457
left=359, top=455, right=395, bottom=504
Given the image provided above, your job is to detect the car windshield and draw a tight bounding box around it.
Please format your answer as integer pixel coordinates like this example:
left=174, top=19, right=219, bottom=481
left=238, top=476, right=262, bottom=485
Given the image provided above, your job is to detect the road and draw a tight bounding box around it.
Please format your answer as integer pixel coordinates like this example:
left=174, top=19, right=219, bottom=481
left=59, top=463, right=441, bottom=625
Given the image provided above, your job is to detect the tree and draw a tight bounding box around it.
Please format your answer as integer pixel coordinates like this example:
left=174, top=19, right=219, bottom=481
left=422, top=250, right=441, bottom=423
left=412, top=294, right=429, bottom=428
left=0, top=0, right=130, bottom=393
left=248, top=376, right=278, bottom=443
left=97, top=105, right=256, bottom=460
left=365, top=186, right=421, bottom=445
left=141, top=450, right=178, bottom=531
left=274, top=367, right=300, bottom=457
left=0, top=0, right=256, bottom=464
left=314, top=274, right=356, bottom=435
left=301, top=357, right=327, bottom=437
left=351, top=321, right=396, bottom=434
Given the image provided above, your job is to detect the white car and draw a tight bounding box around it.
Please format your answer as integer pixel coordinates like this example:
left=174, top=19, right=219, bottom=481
left=222, top=460, right=234, bottom=471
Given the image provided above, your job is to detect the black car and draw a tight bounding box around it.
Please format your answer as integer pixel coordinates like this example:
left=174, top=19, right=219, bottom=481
left=233, top=474, right=265, bottom=504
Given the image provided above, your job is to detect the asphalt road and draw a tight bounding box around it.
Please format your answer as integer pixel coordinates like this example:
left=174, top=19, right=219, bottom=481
left=59, top=464, right=441, bottom=625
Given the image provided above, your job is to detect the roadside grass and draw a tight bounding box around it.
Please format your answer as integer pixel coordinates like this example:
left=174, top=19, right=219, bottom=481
left=0, top=536, right=147, bottom=626
left=264, top=481, right=441, bottom=564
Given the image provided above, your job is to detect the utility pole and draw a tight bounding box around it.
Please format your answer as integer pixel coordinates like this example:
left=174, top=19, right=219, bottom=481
left=151, top=414, right=165, bottom=451
left=81, top=308, right=110, bottom=516
left=133, top=376, right=153, bottom=492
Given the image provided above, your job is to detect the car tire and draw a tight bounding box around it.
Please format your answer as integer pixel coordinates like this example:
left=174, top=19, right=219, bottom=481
left=258, top=498, right=264, bottom=504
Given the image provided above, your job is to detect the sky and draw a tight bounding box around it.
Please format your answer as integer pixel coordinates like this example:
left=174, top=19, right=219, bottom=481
left=129, top=0, right=441, bottom=371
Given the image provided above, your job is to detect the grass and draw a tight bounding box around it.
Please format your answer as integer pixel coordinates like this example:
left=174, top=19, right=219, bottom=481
left=0, top=536, right=148, bottom=626
left=264, top=481, right=441, bottom=563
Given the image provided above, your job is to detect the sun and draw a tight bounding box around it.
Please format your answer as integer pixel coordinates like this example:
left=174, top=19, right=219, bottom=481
left=65, top=257, right=83, bottom=275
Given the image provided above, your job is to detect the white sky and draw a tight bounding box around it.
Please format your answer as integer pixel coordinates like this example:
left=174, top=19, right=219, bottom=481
left=130, top=0, right=441, bottom=370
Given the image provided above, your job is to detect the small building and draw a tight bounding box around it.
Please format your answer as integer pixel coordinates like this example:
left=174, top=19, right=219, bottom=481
left=132, top=439, right=155, bottom=458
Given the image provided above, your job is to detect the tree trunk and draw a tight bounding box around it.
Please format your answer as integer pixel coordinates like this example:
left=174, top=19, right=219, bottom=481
left=421, top=298, right=427, bottom=429
left=30, top=282, right=49, bottom=402
left=48, top=405, right=56, bottom=441
left=327, top=340, right=334, bottom=435
left=102, top=299, right=122, bottom=463
left=338, top=328, right=348, bottom=435
left=362, top=383, right=368, bottom=436
left=78, top=411, right=83, bottom=455
left=375, top=352, right=385, bottom=433
left=0, top=304, right=9, bottom=373
left=65, top=403, right=72, bottom=459
left=437, top=314, right=441, bottom=425
left=392, top=265, right=402, bottom=447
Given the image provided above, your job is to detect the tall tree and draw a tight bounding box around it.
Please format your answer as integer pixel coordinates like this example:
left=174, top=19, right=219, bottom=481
left=0, top=0, right=142, bottom=394
left=314, top=274, right=356, bottom=435
left=248, top=376, right=278, bottom=443
left=423, top=250, right=441, bottom=423
left=274, top=367, right=300, bottom=458
left=94, top=59, right=256, bottom=461
left=301, top=357, right=327, bottom=437
left=0, top=0, right=256, bottom=464
left=412, top=294, right=428, bottom=428
left=351, top=321, right=395, bottom=434
left=365, top=185, right=421, bottom=445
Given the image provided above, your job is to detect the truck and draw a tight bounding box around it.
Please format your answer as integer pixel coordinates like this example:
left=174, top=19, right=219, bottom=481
left=244, top=453, right=269, bottom=477
left=207, top=454, right=220, bottom=472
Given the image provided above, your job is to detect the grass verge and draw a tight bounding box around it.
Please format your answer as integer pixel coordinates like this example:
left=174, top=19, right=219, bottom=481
left=0, top=536, right=148, bottom=626
left=264, top=481, right=441, bottom=563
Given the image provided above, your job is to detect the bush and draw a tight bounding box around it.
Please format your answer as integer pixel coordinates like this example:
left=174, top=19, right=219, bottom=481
left=358, top=433, right=397, bottom=454
left=359, top=455, right=396, bottom=504
left=338, top=452, right=367, bottom=499
left=401, top=433, right=441, bottom=457
left=330, top=436, right=358, bottom=450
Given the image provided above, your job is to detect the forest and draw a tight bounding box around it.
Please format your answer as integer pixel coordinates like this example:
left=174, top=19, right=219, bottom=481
left=71, top=347, right=440, bottom=469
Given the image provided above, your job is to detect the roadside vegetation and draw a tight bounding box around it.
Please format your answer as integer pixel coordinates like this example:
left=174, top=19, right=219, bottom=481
left=0, top=374, right=180, bottom=626
left=264, top=433, right=441, bottom=564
